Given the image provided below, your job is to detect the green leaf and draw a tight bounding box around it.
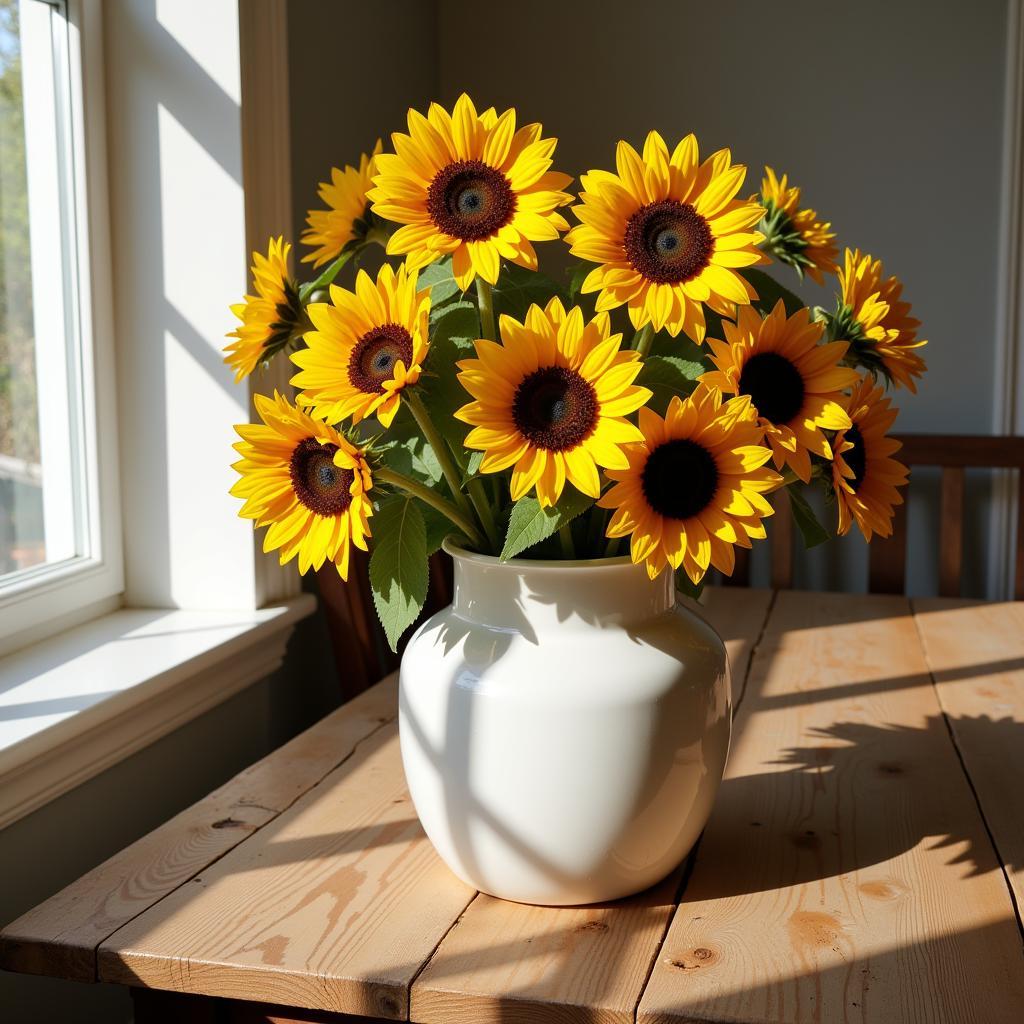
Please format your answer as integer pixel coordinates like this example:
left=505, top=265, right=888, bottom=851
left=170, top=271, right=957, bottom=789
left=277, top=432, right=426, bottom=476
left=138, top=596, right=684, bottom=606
left=420, top=501, right=462, bottom=555
left=298, top=247, right=357, bottom=303
left=741, top=268, right=806, bottom=317
left=786, top=483, right=830, bottom=549
left=567, top=261, right=590, bottom=303
left=369, top=495, right=429, bottom=651
left=418, top=256, right=462, bottom=311
left=637, top=355, right=705, bottom=414
left=377, top=434, right=443, bottom=487
left=500, top=487, right=594, bottom=561
left=492, top=263, right=567, bottom=321
left=675, top=570, right=706, bottom=602
left=430, top=301, right=480, bottom=358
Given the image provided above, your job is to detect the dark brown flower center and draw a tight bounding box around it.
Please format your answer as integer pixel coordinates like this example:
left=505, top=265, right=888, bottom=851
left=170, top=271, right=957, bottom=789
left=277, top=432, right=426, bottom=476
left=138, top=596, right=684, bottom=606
left=426, top=159, right=517, bottom=241
left=512, top=366, right=599, bottom=452
left=289, top=437, right=354, bottom=516
left=642, top=439, right=719, bottom=520
left=623, top=199, right=713, bottom=284
left=843, top=424, right=867, bottom=490
left=266, top=278, right=302, bottom=351
left=738, top=351, right=805, bottom=425
left=348, top=323, right=414, bottom=394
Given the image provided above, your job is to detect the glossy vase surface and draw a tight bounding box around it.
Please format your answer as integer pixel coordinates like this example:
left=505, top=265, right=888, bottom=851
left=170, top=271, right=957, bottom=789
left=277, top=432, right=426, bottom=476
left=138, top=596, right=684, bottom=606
left=397, top=542, right=731, bottom=906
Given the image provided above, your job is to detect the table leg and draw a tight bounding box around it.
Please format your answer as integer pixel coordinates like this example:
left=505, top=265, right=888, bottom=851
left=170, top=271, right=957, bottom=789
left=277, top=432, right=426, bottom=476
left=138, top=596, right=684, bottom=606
left=131, top=988, right=398, bottom=1024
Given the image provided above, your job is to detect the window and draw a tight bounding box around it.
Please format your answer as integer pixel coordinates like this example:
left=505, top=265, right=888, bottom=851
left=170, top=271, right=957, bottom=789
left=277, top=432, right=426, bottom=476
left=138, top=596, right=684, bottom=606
left=0, top=0, right=121, bottom=654
left=1, top=0, right=84, bottom=580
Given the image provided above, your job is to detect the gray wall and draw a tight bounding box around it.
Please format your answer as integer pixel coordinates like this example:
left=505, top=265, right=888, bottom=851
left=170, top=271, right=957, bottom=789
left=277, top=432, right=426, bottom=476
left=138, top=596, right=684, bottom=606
left=436, top=0, right=1009, bottom=438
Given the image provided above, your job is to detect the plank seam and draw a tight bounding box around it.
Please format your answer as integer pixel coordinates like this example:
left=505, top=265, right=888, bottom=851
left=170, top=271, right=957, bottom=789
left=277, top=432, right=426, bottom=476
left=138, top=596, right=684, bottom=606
left=91, top=707, right=399, bottom=981
left=909, top=599, right=1024, bottom=949
left=631, top=588, right=778, bottom=1022
left=405, top=891, right=481, bottom=1021
left=731, top=588, right=777, bottom=715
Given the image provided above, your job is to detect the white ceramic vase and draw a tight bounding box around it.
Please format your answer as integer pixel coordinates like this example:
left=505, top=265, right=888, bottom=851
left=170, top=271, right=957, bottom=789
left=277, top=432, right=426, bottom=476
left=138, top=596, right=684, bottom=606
left=397, top=541, right=731, bottom=906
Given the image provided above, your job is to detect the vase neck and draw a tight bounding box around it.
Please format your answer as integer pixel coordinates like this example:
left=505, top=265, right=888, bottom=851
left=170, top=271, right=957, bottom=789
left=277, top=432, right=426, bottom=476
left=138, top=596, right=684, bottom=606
left=448, top=549, right=674, bottom=631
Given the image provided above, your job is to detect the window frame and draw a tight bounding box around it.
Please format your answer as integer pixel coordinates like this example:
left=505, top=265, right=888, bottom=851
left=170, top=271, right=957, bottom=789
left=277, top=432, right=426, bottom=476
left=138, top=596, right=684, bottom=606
left=0, top=0, right=122, bottom=656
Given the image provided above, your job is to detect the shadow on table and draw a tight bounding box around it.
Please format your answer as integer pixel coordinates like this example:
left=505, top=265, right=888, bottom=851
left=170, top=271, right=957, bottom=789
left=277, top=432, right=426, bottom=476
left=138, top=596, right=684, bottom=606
left=687, top=712, right=1023, bottom=901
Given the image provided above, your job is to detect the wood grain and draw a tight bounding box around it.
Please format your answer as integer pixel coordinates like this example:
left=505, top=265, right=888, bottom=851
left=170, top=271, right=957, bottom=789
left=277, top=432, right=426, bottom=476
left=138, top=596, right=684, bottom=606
left=97, top=725, right=475, bottom=1020
left=913, top=598, right=1024, bottom=913
left=637, top=590, right=1024, bottom=1024
left=411, top=874, right=680, bottom=1024
left=0, top=677, right=398, bottom=981
left=409, top=587, right=774, bottom=1024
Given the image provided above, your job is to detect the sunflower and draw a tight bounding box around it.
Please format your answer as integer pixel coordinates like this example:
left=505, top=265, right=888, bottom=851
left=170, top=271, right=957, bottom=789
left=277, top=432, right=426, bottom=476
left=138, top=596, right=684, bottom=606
left=831, top=376, right=908, bottom=541
left=700, top=300, right=859, bottom=482
left=224, top=237, right=303, bottom=382
left=599, top=386, right=782, bottom=582
left=301, top=141, right=383, bottom=268
left=454, top=297, right=651, bottom=507
left=231, top=392, right=373, bottom=579
left=566, top=131, right=766, bottom=342
left=367, top=93, right=573, bottom=291
left=833, top=248, right=927, bottom=391
left=758, top=167, right=839, bottom=284
left=290, top=263, right=429, bottom=429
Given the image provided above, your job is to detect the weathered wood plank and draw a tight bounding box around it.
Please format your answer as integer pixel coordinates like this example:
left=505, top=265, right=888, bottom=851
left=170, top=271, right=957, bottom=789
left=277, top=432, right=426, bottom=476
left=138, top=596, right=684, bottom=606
left=97, top=725, right=475, bottom=1020
left=684, top=586, right=773, bottom=708
left=913, top=598, right=1024, bottom=914
left=0, top=676, right=399, bottom=982
left=411, top=875, right=679, bottom=1024
left=409, top=587, right=774, bottom=1024
left=638, top=590, right=1024, bottom=1024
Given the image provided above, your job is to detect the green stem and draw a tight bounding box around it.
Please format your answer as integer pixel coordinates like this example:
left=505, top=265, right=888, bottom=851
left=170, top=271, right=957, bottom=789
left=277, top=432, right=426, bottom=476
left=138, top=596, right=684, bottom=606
left=604, top=535, right=623, bottom=558
left=633, top=323, right=655, bottom=359
left=475, top=278, right=498, bottom=341
left=376, top=466, right=487, bottom=552
left=466, top=476, right=500, bottom=552
left=404, top=389, right=480, bottom=518
left=558, top=524, right=575, bottom=559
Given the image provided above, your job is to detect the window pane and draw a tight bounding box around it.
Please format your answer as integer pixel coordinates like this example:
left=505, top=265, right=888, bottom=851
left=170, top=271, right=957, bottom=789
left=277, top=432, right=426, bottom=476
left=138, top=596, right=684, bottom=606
left=0, top=0, right=84, bottom=583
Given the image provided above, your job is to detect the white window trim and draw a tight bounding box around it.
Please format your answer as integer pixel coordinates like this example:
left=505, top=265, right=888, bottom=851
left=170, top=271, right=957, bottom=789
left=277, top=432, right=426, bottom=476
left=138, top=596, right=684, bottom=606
left=0, top=592, right=314, bottom=829
left=0, top=0, right=124, bottom=656
left=0, top=1, right=318, bottom=830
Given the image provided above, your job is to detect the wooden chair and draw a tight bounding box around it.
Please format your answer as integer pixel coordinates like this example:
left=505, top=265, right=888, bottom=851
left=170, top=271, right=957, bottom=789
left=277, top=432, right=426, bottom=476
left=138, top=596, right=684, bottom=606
left=729, top=435, right=1024, bottom=599
left=315, top=551, right=453, bottom=702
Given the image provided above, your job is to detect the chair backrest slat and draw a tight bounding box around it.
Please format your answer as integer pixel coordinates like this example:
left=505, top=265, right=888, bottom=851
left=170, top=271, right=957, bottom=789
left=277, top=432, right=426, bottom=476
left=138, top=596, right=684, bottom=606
left=756, top=434, right=1024, bottom=598
left=939, top=466, right=965, bottom=597
left=867, top=498, right=908, bottom=594
left=770, top=491, right=794, bottom=590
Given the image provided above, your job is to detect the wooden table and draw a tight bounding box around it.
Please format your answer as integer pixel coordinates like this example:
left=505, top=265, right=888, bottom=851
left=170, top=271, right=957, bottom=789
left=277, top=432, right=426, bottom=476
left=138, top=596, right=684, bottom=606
left=3, top=588, right=1024, bottom=1023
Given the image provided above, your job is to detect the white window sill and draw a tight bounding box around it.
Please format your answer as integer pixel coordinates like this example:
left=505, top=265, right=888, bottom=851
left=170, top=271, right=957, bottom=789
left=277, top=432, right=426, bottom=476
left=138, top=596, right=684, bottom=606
left=0, top=594, right=316, bottom=830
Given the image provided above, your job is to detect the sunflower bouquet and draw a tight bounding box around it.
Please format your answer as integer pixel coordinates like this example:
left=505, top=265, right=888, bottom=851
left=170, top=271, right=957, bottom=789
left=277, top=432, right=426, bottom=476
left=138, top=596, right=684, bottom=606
left=226, top=94, right=925, bottom=649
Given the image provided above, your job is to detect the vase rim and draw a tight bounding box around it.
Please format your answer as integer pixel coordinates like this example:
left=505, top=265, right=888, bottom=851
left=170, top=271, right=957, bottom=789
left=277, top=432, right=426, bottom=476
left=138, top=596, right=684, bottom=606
left=442, top=537, right=635, bottom=571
